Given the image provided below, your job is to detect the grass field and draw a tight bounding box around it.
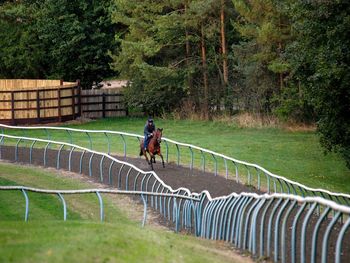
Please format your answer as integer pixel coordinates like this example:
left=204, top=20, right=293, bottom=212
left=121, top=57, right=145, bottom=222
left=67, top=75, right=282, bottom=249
left=3, top=117, right=350, bottom=194
left=0, top=162, right=251, bottom=263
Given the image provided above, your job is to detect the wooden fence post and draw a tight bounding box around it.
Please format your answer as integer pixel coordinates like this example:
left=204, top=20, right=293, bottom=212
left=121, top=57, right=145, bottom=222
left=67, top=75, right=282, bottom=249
left=77, top=80, right=82, bottom=117
left=71, top=86, right=75, bottom=118
left=11, top=91, right=15, bottom=125
left=36, top=90, right=41, bottom=123
left=58, top=87, right=62, bottom=122
left=102, top=93, right=106, bottom=118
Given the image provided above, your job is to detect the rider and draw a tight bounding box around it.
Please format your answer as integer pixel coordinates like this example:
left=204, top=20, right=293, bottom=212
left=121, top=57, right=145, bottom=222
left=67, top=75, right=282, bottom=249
left=144, top=118, right=156, bottom=151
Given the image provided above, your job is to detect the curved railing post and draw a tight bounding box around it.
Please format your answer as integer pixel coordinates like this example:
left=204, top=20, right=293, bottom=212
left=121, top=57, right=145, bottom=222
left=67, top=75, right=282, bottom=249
left=88, top=153, right=94, bottom=177
left=43, top=142, right=51, bottom=167
left=291, top=202, right=308, bottom=263
left=164, top=140, right=169, bottom=163
left=66, top=129, right=73, bottom=146
left=335, top=217, right=350, bottom=263
left=233, top=162, right=238, bottom=183
left=321, top=211, right=342, bottom=263
left=274, top=199, right=290, bottom=262
left=15, top=138, right=22, bottom=161
left=141, top=194, right=147, bottom=227
left=267, top=198, right=283, bottom=257
left=300, top=202, right=318, bottom=263
left=260, top=198, right=274, bottom=257
left=85, top=131, right=92, bottom=150
left=189, top=147, right=194, bottom=171
left=245, top=165, right=251, bottom=186
left=104, top=132, right=111, bottom=155
left=119, top=134, right=126, bottom=159
left=175, top=144, right=180, bottom=166
left=68, top=146, right=75, bottom=172
left=79, top=150, right=86, bottom=174
left=212, top=154, right=217, bottom=176
left=29, top=140, right=37, bottom=164
left=201, top=150, right=206, bottom=172
left=108, top=160, right=115, bottom=185
left=96, top=191, right=104, bottom=222
left=56, top=144, right=65, bottom=170
left=21, top=189, right=29, bottom=222
left=223, top=158, right=228, bottom=179
left=57, top=193, right=67, bottom=221
left=281, top=200, right=297, bottom=263
left=99, top=155, right=105, bottom=182
left=255, top=167, right=260, bottom=190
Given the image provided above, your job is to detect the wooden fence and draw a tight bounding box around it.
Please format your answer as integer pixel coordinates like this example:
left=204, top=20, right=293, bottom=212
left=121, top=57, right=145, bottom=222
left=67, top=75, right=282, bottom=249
left=81, top=89, right=127, bottom=119
left=0, top=79, right=127, bottom=125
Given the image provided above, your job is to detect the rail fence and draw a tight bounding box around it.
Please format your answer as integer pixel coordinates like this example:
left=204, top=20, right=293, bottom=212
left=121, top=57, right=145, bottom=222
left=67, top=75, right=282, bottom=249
left=0, top=81, right=127, bottom=125
left=81, top=89, right=127, bottom=118
left=0, top=82, right=80, bottom=125
left=0, top=186, right=198, bottom=228
left=1, top=124, right=349, bottom=207
left=0, top=134, right=350, bottom=262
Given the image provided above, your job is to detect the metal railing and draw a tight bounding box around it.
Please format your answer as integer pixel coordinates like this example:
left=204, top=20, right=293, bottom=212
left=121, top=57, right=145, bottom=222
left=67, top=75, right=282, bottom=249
left=0, top=134, right=201, bottom=232
left=0, top=186, right=199, bottom=228
left=0, top=134, right=350, bottom=262
left=1, top=124, right=349, bottom=206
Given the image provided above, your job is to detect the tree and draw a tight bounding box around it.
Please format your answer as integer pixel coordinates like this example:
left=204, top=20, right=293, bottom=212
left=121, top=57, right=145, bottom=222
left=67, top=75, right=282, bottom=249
left=287, top=0, right=350, bottom=167
left=232, top=0, right=292, bottom=114
left=0, top=1, right=47, bottom=78
left=0, top=0, right=115, bottom=88
left=111, top=0, right=238, bottom=118
left=111, top=0, right=186, bottom=115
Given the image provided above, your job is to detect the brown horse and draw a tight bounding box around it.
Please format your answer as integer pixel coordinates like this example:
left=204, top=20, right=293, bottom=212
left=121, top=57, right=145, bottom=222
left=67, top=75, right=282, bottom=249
left=139, top=128, right=165, bottom=170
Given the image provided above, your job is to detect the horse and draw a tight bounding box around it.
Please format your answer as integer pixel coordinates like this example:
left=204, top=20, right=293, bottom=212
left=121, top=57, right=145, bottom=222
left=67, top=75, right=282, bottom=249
left=139, top=128, right=165, bottom=170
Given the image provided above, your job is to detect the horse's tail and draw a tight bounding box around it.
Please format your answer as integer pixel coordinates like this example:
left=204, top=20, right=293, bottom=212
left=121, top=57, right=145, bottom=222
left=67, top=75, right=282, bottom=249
left=139, top=148, right=143, bottom=156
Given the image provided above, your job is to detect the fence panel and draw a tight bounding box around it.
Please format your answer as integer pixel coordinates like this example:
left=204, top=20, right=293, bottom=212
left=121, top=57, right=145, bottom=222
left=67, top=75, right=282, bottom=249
left=81, top=89, right=127, bottom=118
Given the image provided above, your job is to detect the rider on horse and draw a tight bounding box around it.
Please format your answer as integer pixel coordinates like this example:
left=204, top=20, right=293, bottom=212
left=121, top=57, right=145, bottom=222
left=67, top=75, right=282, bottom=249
left=143, top=118, right=155, bottom=151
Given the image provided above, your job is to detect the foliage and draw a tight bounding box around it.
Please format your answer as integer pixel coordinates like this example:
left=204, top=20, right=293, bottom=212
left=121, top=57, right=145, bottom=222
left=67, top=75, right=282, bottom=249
left=1, top=0, right=349, bottom=167
left=231, top=0, right=292, bottom=114
left=287, top=0, right=350, bottom=167
left=111, top=0, right=238, bottom=116
left=0, top=0, right=115, bottom=88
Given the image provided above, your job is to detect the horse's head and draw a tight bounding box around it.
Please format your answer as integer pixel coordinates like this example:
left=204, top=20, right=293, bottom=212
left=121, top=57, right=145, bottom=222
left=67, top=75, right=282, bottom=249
left=155, top=128, right=163, bottom=144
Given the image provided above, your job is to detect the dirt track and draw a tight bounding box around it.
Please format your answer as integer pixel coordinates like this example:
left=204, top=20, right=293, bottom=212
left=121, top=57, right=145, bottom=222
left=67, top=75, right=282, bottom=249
left=0, top=145, right=349, bottom=263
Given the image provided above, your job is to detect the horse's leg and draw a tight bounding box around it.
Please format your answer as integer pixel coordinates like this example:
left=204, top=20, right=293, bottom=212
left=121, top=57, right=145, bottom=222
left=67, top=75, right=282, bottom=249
left=149, top=153, right=155, bottom=169
left=159, top=153, right=165, bottom=168
left=142, top=149, right=151, bottom=165
left=149, top=154, right=154, bottom=170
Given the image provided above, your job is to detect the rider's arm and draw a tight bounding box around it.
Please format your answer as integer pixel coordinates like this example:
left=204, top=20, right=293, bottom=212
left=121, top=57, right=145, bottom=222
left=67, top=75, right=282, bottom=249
left=144, top=125, right=152, bottom=136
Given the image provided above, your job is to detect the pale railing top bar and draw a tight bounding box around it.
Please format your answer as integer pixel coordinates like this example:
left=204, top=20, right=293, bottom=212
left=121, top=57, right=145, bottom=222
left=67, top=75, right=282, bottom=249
left=1, top=124, right=349, bottom=201
left=1, top=185, right=350, bottom=215
left=0, top=133, right=197, bottom=199
left=0, top=186, right=200, bottom=201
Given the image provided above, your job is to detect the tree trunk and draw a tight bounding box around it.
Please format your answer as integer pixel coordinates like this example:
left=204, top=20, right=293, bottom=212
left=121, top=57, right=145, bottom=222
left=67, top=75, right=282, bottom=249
left=220, top=0, right=228, bottom=86
left=278, top=42, right=283, bottom=90
left=184, top=1, right=193, bottom=95
left=201, top=24, right=209, bottom=120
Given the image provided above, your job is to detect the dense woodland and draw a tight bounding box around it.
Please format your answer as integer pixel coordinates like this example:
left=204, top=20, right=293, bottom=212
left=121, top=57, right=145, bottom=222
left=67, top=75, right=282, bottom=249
left=0, top=0, right=349, bottom=167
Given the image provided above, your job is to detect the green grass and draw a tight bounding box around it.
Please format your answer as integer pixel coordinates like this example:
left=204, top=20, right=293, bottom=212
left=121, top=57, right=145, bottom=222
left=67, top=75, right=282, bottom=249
left=0, top=162, right=246, bottom=263
left=3, top=117, right=350, bottom=194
